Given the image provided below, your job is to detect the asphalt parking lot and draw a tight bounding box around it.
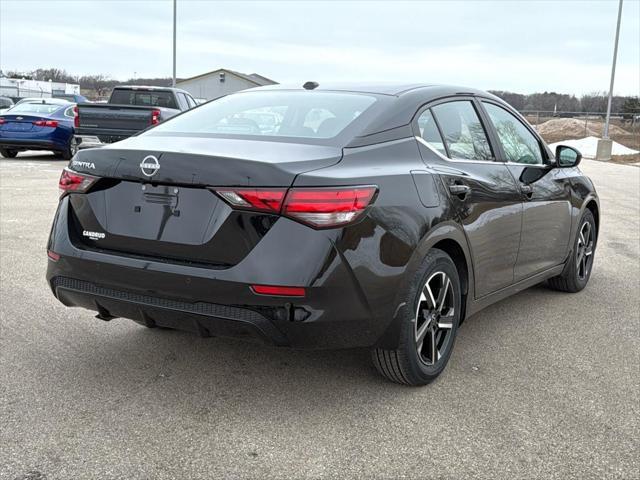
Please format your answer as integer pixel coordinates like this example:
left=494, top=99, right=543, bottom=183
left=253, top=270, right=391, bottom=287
left=0, top=153, right=638, bottom=480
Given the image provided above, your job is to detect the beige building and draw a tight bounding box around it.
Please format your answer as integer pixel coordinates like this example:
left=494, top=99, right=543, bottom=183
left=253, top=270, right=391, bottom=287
left=176, top=68, right=277, bottom=101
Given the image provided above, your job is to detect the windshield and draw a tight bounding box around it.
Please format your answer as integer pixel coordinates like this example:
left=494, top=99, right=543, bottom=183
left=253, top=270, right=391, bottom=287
left=7, top=103, right=63, bottom=115
left=150, top=91, right=378, bottom=140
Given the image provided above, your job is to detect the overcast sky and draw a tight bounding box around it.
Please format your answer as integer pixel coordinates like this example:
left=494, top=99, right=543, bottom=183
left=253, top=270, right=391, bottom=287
left=1, top=0, right=638, bottom=95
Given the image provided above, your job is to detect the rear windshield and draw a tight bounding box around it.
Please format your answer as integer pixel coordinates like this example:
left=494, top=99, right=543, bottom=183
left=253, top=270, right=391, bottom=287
left=150, top=91, right=378, bottom=140
left=7, top=103, right=63, bottom=115
left=110, top=89, right=177, bottom=109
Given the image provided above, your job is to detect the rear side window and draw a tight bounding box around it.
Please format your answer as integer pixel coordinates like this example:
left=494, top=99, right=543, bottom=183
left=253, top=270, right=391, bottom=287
left=150, top=91, right=378, bottom=140
left=185, top=94, right=197, bottom=108
left=431, top=101, right=493, bottom=161
left=110, top=89, right=178, bottom=109
left=417, top=109, right=447, bottom=156
left=482, top=102, right=543, bottom=165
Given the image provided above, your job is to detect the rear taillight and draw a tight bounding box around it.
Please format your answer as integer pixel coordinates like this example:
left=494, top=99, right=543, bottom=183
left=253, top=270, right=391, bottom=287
left=47, top=250, right=60, bottom=261
left=58, top=168, right=98, bottom=197
left=151, top=109, right=161, bottom=125
left=73, top=106, right=79, bottom=128
left=215, top=188, right=286, bottom=214
left=34, top=120, right=59, bottom=127
left=0, top=118, right=5, bottom=125
left=283, top=186, right=377, bottom=227
left=214, top=185, right=377, bottom=228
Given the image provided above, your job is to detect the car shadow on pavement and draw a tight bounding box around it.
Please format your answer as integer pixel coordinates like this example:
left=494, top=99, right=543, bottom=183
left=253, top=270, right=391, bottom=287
left=47, top=281, right=568, bottom=411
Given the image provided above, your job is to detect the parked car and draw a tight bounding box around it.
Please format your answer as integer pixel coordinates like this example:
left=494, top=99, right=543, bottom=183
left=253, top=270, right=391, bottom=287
left=53, top=93, right=90, bottom=104
left=0, top=96, right=14, bottom=114
left=46, top=83, right=599, bottom=385
left=14, top=97, right=49, bottom=106
left=74, top=85, right=197, bottom=149
left=0, top=99, right=76, bottom=159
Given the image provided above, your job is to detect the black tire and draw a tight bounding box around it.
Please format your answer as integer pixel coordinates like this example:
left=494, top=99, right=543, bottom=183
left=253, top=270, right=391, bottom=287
left=0, top=149, right=18, bottom=158
left=372, top=248, right=461, bottom=386
left=548, top=209, right=597, bottom=293
left=60, top=142, right=76, bottom=160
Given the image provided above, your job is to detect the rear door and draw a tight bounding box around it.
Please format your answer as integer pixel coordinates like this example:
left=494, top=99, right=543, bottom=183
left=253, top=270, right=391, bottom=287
left=479, top=100, right=572, bottom=280
left=415, top=99, right=523, bottom=298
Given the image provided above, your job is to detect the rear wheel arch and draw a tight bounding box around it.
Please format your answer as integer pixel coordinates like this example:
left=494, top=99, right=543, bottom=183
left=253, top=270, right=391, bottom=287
left=585, top=199, right=599, bottom=234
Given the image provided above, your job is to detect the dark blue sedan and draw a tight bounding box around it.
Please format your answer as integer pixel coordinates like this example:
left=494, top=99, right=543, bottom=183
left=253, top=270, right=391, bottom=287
left=0, top=99, right=76, bottom=159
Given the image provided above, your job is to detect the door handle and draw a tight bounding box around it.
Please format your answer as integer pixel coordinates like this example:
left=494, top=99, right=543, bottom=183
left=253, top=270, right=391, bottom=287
left=520, top=184, right=533, bottom=198
left=448, top=184, right=471, bottom=198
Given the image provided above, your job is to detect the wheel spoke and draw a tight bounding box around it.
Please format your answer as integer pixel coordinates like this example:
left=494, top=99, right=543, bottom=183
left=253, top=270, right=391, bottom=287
left=583, top=223, right=591, bottom=244
left=429, top=328, right=438, bottom=364
left=425, top=283, right=438, bottom=310
left=416, top=318, right=430, bottom=345
left=437, top=277, right=451, bottom=313
left=438, top=314, right=454, bottom=329
left=419, top=291, right=427, bottom=303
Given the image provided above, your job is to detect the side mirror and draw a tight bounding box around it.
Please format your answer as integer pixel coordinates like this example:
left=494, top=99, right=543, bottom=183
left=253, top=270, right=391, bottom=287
left=555, top=145, right=582, bottom=168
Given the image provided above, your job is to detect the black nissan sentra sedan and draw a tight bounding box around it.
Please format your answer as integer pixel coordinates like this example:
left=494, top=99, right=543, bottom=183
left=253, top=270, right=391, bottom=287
left=47, top=83, right=599, bottom=385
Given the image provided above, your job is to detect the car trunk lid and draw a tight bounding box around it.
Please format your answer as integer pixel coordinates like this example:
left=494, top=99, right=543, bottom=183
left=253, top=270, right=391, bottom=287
left=66, top=135, right=342, bottom=266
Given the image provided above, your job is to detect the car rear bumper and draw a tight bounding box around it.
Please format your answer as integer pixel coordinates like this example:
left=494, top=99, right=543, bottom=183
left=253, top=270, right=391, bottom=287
left=46, top=197, right=391, bottom=349
left=0, top=138, right=66, bottom=151
left=51, top=276, right=290, bottom=345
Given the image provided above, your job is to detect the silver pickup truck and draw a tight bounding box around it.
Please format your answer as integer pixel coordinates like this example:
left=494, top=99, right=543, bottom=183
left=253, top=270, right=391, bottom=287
left=74, top=86, right=198, bottom=149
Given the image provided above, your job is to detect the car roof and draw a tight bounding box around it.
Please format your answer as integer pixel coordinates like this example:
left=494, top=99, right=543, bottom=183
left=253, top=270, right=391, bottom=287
left=251, top=82, right=490, bottom=98
left=113, top=85, right=190, bottom=94
left=20, top=98, right=73, bottom=105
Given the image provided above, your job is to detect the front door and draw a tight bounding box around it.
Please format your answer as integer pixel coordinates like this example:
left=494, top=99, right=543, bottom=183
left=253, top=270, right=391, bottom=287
left=479, top=101, right=572, bottom=281
left=415, top=100, right=523, bottom=298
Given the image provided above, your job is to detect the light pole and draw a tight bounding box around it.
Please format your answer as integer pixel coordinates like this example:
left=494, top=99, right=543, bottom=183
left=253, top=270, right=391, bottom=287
left=172, top=0, right=177, bottom=87
left=597, top=0, right=624, bottom=161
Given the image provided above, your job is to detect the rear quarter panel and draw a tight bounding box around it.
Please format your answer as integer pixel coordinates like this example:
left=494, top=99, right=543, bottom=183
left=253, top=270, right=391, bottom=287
left=293, top=137, right=462, bottom=346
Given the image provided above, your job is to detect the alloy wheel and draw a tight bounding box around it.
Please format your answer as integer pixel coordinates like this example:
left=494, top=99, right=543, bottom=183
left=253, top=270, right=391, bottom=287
left=415, top=271, right=455, bottom=366
left=576, top=221, right=594, bottom=281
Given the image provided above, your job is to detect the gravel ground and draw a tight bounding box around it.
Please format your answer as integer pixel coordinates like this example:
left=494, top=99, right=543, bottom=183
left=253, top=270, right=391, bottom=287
left=1, top=153, right=638, bottom=480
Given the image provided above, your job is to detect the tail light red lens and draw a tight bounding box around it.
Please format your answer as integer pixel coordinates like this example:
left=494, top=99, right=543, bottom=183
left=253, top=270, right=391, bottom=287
left=283, top=186, right=377, bottom=227
left=151, top=109, right=161, bottom=125
left=47, top=250, right=60, bottom=261
left=251, top=285, right=306, bottom=297
left=215, top=188, right=286, bottom=213
left=34, top=120, right=59, bottom=127
left=58, top=168, right=98, bottom=197
left=73, top=106, right=79, bottom=128
left=0, top=118, right=5, bottom=125
left=214, top=185, right=377, bottom=228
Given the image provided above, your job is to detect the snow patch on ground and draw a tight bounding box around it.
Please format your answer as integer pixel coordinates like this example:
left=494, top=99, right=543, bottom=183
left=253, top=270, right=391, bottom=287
left=549, top=136, right=639, bottom=159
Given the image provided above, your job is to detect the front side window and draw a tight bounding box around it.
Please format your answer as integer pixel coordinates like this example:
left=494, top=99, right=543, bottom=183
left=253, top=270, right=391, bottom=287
left=431, top=101, right=493, bottom=161
left=483, top=102, right=543, bottom=165
left=150, top=91, right=378, bottom=140
left=416, top=109, right=447, bottom=156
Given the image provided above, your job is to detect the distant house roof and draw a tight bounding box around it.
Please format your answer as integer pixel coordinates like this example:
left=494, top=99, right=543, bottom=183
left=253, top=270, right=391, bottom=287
left=177, top=68, right=277, bottom=86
